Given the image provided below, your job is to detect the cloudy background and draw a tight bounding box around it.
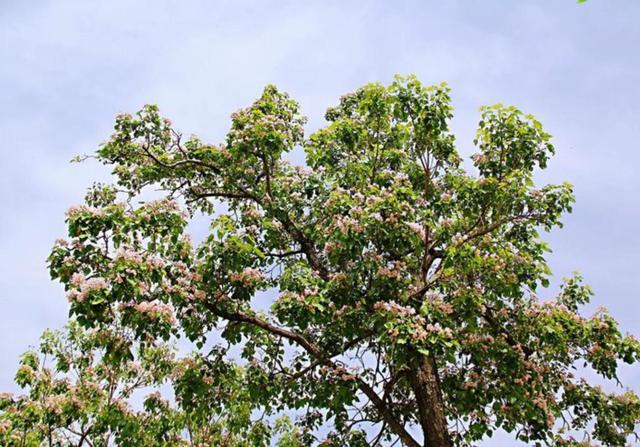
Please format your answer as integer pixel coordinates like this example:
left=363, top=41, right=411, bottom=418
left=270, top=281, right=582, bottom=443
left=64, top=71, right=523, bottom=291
left=1, top=0, right=639, bottom=444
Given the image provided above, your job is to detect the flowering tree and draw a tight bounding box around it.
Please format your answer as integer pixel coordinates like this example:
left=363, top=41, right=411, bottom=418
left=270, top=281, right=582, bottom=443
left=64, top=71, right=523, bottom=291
left=0, top=321, right=303, bottom=446
left=25, top=76, right=640, bottom=446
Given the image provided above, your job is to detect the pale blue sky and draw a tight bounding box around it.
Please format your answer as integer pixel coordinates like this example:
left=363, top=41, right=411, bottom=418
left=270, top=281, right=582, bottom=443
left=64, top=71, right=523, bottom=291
left=1, top=1, right=639, bottom=444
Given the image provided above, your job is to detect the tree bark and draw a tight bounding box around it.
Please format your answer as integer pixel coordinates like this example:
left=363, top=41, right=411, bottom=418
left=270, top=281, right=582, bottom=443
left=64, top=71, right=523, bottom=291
left=409, top=354, right=452, bottom=447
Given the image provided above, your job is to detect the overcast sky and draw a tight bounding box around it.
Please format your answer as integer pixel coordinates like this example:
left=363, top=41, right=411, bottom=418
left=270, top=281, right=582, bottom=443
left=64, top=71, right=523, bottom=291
left=1, top=1, right=639, bottom=444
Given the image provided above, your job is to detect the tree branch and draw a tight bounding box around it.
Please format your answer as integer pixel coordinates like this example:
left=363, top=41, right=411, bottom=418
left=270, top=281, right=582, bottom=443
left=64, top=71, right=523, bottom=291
left=212, top=308, right=420, bottom=447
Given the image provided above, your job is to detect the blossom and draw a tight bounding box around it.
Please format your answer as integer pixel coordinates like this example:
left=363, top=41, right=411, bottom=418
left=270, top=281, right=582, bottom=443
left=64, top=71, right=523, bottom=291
left=376, top=261, right=405, bottom=280
left=451, top=233, right=465, bottom=246
left=323, top=241, right=342, bottom=255
left=411, top=323, right=428, bottom=342
left=45, top=395, right=66, bottom=416
left=84, top=277, right=108, bottom=292
left=70, top=272, right=86, bottom=287
left=294, top=165, right=311, bottom=176
left=407, top=222, right=426, bottom=240
left=393, top=172, right=410, bottom=184
left=530, top=190, right=544, bottom=199
left=140, top=254, right=163, bottom=270
left=230, top=267, right=265, bottom=288
left=438, top=302, right=454, bottom=315
left=245, top=207, right=263, bottom=220
left=66, top=275, right=108, bottom=303
left=471, top=153, right=487, bottom=164
left=374, top=301, right=416, bottom=317
left=440, top=218, right=454, bottom=228
left=190, top=290, right=206, bottom=301
left=115, top=247, right=143, bottom=264
left=334, top=216, right=363, bottom=234
left=143, top=199, right=188, bottom=219
left=65, top=205, right=84, bottom=218
left=134, top=300, right=177, bottom=326
left=111, top=397, right=130, bottom=414
left=424, top=290, right=441, bottom=302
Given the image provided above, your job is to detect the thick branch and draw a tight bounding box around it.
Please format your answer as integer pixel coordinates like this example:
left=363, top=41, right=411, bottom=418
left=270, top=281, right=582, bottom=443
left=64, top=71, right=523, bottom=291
left=273, top=212, right=329, bottom=280
left=212, top=308, right=420, bottom=447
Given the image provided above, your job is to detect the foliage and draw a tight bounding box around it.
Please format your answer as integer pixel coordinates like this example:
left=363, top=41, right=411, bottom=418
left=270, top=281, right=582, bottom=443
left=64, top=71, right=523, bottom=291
left=6, top=75, right=640, bottom=446
left=0, top=322, right=301, bottom=446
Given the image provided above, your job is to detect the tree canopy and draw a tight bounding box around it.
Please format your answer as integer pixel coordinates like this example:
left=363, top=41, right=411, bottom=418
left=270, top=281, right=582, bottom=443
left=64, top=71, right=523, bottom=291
left=2, top=75, right=639, bottom=446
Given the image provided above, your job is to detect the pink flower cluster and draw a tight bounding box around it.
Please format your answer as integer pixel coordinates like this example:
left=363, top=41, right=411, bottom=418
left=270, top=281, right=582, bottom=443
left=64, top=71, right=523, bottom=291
left=143, top=199, right=188, bottom=219
left=407, top=222, right=426, bottom=241
left=44, top=395, right=67, bottom=416
left=323, top=241, right=342, bottom=256
left=374, top=300, right=416, bottom=317
left=440, top=218, right=454, bottom=228
left=320, top=365, right=357, bottom=382
left=423, top=291, right=454, bottom=315
left=375, top=300, right=455, bottom=343
left=114, top=247, right=165, bottom=271
left=471, top=153, right=488, bottom=164
left=161, top=261, right=208, bottom=302
left=65, top=204, right=104, bottom=218
left=451, top=233, right=465, bottom=246
left=392, top=171, right=410, bottom=184
left=425, top=322, right=453, bottom=339
left=230, top=267, right=265, bottom=288
left=115, top=247, right=143, bottom=264
left=334, top=215, right=364, bottom=234
left=376, top=261, right=405, bottom=280
left=66, top=273, right=108, bottom=303
left=524, top=300, right=581, bottom=323
left=133, top=300, right=176, bottom=326
left=244, top=207, right=264, bottom=220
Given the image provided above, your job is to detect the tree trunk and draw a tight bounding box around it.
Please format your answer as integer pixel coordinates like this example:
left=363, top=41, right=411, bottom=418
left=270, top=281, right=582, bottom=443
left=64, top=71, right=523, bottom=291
left=409, top=354, right=452, bottom=447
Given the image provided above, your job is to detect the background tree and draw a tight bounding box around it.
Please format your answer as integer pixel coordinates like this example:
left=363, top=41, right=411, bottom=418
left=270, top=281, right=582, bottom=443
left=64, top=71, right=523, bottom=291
left=37, top=76, right=640, bottom=446
left=0, top=321, right=302, bottom=446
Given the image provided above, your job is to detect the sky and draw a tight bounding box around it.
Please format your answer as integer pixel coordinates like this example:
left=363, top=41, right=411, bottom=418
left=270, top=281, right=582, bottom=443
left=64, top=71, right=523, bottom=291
left=1, top=0, right=639, bottom=444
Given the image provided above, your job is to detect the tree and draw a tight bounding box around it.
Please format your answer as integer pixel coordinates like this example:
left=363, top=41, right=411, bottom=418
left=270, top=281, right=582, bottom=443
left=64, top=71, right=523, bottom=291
left=33, top=75, right=640, bottom=446
left=0, top=321, right=302, bottom=446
